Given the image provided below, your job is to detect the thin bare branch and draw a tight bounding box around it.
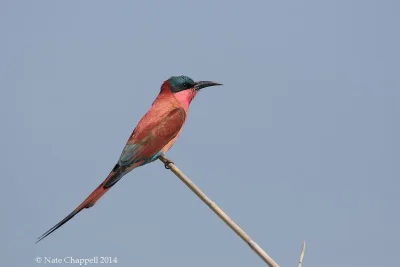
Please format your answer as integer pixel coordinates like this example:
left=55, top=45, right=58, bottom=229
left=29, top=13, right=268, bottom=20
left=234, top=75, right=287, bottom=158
left=298, top=241, right=306, bottom=267
left=159, top=155, right=280, bottom=267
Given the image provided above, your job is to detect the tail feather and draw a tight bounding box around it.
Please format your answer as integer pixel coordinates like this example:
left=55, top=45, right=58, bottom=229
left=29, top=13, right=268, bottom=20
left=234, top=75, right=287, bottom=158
left=36, top=169, right=122, bottom=243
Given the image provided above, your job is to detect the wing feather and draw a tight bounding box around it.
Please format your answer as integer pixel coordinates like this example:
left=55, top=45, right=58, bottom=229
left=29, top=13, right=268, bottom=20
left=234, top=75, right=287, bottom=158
left=118, top=107, right=186, bottom=166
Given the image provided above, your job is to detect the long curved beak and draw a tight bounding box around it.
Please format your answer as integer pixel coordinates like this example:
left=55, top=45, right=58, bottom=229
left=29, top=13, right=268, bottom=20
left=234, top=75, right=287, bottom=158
left=194, top=81, right=222, bottom=90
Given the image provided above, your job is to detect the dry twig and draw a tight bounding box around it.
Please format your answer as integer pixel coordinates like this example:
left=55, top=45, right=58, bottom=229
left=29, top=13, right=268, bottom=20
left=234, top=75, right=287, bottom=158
left=298, top=241, right=306, bottom=267
left=159, top=155, right=280, bottom=267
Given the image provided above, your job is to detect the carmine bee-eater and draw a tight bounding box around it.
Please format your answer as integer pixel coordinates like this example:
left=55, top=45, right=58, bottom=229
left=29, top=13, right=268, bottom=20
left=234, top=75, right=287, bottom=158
left=36, top=75, right=221, bottom=243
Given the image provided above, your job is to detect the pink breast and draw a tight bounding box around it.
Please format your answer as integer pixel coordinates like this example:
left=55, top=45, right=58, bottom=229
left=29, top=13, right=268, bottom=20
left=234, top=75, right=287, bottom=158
left=173, top=90, right=198, bottom=110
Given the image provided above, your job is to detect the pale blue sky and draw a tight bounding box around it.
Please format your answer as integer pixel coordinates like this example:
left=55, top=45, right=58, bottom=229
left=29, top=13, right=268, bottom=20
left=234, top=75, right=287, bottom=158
left=2, top=1, right=399, bottom=266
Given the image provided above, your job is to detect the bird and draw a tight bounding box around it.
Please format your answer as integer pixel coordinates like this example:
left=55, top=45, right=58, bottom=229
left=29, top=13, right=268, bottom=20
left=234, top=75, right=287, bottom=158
left=36, top=75, right=222, bottom=243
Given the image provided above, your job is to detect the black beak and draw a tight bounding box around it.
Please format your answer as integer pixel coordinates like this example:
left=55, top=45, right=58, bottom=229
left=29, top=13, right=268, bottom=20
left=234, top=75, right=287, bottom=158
left=194, top=81, right=222, bottom=90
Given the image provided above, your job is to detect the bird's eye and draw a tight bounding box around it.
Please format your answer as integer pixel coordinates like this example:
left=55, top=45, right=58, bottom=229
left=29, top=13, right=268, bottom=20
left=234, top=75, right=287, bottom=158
left=182, top=83, right=188, bottom=88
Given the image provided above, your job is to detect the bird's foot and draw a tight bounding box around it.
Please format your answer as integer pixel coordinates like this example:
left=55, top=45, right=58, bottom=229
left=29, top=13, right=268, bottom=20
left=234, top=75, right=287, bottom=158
left=159, top=153, right=174, bottom=169
left=164, top=159, right=174, bottom=169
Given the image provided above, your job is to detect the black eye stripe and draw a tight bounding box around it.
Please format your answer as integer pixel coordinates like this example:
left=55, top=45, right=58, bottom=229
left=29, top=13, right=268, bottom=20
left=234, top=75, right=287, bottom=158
left=169, top=76, right=195, bottom=93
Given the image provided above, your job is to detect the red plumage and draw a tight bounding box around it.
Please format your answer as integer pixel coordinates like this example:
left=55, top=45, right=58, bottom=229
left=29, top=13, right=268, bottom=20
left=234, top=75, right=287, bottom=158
left=37, top=76, right=220, bottom=243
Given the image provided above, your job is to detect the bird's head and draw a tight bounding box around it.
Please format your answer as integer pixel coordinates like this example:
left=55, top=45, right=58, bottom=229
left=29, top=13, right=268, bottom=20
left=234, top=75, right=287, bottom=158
left=161, top=75, right=221, bottom=108
left=167, top=75, right=222, bottom=93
